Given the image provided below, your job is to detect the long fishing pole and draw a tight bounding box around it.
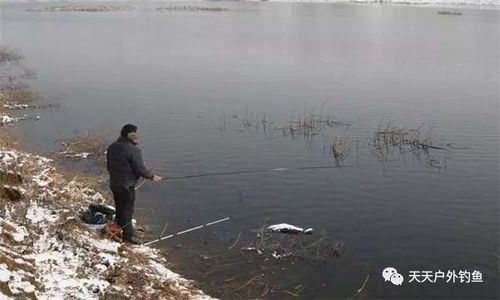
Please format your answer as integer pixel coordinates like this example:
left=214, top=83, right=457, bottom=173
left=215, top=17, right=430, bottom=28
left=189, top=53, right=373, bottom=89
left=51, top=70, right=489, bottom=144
left=163, top=165, right=350, bottom=181
left=143, top=217, right=230, bottom=246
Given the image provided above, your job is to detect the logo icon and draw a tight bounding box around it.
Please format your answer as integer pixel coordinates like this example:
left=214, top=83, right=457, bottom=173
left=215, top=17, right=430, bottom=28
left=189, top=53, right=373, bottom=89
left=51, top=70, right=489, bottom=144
left=382, top=267, right=404, bottom=286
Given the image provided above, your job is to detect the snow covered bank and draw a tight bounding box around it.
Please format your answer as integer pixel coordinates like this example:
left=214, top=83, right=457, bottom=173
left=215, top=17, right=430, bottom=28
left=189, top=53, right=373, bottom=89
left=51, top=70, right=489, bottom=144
left=0, top=147, right=213, bottom=299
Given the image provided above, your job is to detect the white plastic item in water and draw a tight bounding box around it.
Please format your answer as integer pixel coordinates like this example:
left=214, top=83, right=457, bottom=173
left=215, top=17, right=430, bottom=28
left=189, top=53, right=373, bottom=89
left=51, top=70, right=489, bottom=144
left=266, top=223, right=313, bottom=235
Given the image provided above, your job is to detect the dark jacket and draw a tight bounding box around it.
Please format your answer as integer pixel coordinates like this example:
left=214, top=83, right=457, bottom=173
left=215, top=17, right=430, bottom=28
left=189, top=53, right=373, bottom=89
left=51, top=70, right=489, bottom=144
left=107, top=137, right=154, bottom=188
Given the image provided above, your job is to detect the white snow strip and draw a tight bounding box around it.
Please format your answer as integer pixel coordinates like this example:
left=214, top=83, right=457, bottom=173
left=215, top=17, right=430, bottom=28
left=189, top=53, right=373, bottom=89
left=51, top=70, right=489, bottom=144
left=65, top=152, right=91, bottom=159
left=266, top=223, right=314, bottom=234
left=267, top=223, right=304, bottom=232
left=0, top=264, right=12, bottom=282
left=3, top=103, right=29, bottom=110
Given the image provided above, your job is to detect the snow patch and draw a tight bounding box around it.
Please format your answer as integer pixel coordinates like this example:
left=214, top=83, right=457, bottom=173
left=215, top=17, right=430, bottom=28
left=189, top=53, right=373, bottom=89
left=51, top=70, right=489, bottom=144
left=10, top=225, right=28, bottom=242
left=0, top=151, right=18, bottom=167
left=0, top=115, right=13, bottom=124
left=32, top=167, right=53, bottom=188
left=8, top=273, right=35, bottom=294
left=25, top=203, right=58, bottom=224
left=0, top=264, right=11, bottom=282
left=3, top=103, right=29, bottom=110
left=267, top=223, right=314, bottom=234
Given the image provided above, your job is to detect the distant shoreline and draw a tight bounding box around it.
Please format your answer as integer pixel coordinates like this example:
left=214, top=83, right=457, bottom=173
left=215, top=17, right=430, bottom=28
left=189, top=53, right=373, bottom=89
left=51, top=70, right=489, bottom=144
left=1, top=0, right=499, bottom=8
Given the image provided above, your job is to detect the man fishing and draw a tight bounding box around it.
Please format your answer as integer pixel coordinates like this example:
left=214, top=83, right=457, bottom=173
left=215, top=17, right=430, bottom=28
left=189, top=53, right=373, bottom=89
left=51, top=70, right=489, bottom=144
left=107, top=124, right=162, bottom=244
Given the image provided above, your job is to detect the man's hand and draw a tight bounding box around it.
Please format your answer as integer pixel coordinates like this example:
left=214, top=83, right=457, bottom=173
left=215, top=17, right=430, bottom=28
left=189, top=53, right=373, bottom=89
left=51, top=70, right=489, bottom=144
left=152, top=175, right=163, bottom=182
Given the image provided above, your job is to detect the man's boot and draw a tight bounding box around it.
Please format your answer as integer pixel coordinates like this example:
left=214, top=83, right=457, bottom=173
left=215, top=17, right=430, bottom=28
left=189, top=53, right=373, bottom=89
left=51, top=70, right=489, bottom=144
left=123, top=234, right=141, bottom=245
left=122, top=225, right=141, bottom=245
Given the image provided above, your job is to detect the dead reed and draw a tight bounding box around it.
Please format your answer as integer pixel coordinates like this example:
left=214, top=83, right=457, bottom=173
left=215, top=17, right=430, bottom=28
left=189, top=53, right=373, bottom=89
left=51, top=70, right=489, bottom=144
left=57, top=135, right=109, bottom=160
left=370, top=121, right=451, bottom=170
left=330, top=136, right=350, bottom=166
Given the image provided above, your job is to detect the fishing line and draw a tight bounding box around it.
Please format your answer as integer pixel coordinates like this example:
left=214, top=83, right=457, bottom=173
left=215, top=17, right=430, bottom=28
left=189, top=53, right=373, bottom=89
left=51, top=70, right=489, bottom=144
left=163, top=165, right=351, bottom=181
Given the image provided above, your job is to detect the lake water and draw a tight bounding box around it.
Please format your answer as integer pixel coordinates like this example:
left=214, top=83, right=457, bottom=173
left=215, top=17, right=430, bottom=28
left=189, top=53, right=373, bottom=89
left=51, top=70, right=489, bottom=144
left=1, top=1, right=498, bottom=298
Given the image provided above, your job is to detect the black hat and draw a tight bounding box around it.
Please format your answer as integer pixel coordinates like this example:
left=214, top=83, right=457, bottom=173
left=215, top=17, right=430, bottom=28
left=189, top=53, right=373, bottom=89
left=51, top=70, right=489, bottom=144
left=120, top=124, right=138, bottom=138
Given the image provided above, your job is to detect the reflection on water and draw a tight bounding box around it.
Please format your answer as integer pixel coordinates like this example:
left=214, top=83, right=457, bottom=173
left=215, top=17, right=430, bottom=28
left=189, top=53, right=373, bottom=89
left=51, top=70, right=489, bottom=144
left=1, top=1, right=498, bottom=298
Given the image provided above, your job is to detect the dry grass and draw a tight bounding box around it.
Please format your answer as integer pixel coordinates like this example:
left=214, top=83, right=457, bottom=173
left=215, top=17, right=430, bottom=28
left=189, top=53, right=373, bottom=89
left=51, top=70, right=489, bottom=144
left=0, top=131, right=18, bottom=149
left=57, top=135, right=109, bottom=160
left=277, top=112, right=339, bottom=139
left=59, top=170, right=108, bottom=193
left=0, top=47, right=22, bottom=64
left=330, top=136, right=350, bottom=166
left=0, top=86, right=37, bottom=104
left=371, top=121, right=448, bottom=168
left=199, top=220, right=344, bottom=298
left=242, top=230, right=344, bottom=263
left=0, top=47, right=39, bottom=122
left=234, top=107, right=347, bottom=148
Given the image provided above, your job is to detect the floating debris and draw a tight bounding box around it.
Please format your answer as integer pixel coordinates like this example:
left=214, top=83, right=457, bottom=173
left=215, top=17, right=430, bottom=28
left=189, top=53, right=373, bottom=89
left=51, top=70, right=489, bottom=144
left=242, top=220, right=343, bottom=263
left=428, top=157, right=448, bottom=170
left=266, top=223, right=313, bottom=235
left=438, top=11, right=463, bottom=16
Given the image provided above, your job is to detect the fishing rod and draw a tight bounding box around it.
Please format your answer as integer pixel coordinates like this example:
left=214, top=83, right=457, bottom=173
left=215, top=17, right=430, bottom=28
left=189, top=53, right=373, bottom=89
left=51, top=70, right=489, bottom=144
left=163, top=165, right=350, bottom=181
left=143, top=217, right=230, bottom=246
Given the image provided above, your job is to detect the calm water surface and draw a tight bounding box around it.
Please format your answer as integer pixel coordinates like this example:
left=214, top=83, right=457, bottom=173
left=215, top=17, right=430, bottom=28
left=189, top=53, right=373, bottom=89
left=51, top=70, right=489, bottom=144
left=1, top=1, right=498, bottom=298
